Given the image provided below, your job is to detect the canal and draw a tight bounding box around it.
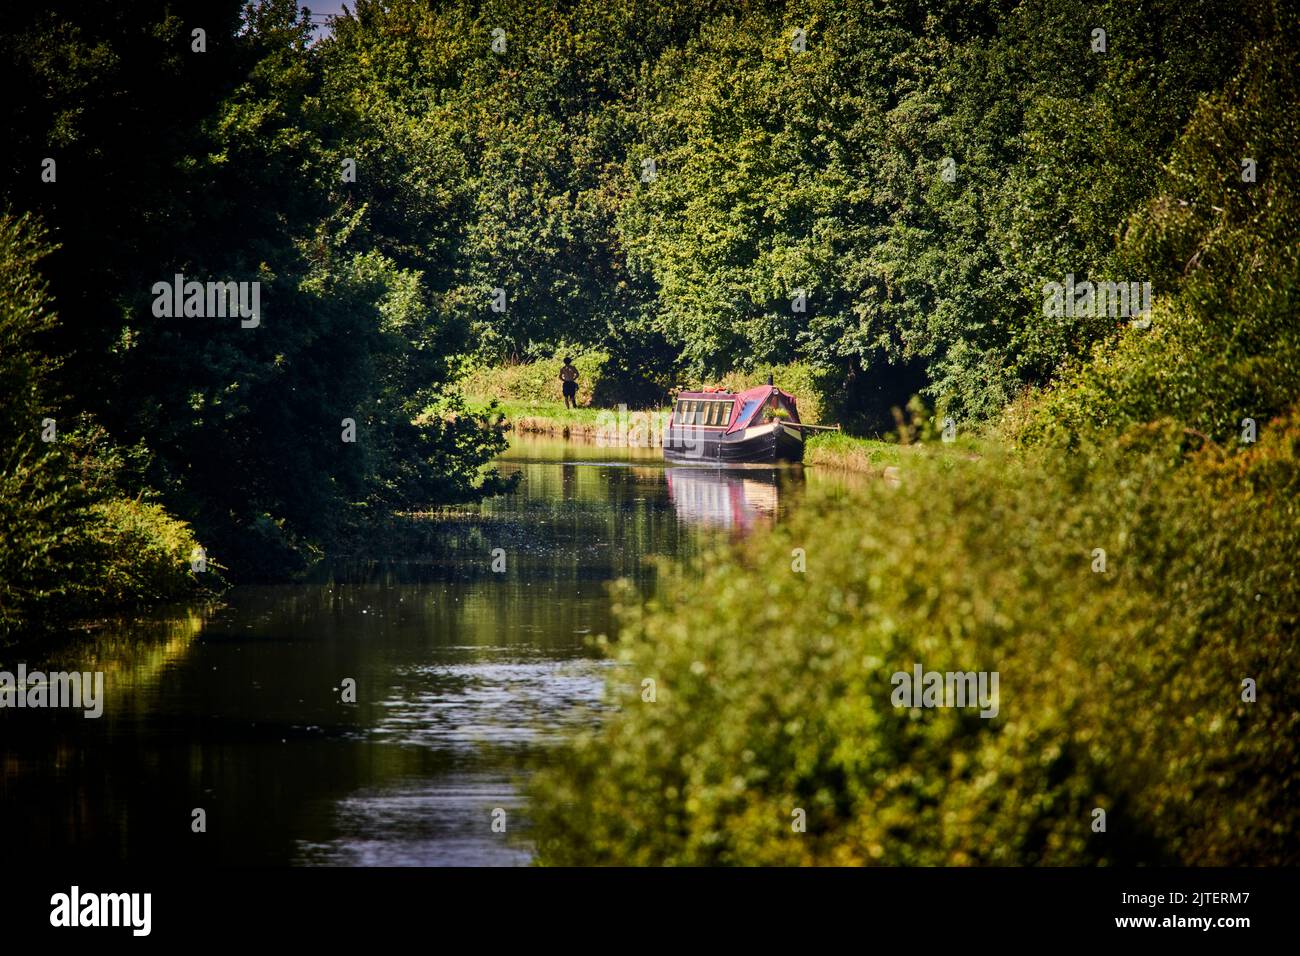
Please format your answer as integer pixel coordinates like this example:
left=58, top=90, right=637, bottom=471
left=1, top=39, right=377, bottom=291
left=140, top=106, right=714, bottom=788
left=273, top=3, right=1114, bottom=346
left=0, top=435, right=858, bottom=864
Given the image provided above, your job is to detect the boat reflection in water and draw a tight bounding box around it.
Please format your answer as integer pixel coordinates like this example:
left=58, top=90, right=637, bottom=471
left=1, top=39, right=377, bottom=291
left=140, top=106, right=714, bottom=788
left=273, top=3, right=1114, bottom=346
left=665, top=466, right=802, bottom=532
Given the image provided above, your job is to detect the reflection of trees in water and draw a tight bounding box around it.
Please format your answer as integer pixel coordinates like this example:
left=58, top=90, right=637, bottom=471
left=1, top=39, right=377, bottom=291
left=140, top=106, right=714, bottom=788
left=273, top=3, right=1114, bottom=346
left=39, top=611, right=209, bottom=714
left=340, top=457, right=702, bottom=588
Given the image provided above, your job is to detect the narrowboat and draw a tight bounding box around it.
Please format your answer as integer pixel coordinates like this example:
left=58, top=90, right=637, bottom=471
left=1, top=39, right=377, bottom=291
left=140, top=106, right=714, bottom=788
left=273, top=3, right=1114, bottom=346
left=663, top=382, right=806, bottom=464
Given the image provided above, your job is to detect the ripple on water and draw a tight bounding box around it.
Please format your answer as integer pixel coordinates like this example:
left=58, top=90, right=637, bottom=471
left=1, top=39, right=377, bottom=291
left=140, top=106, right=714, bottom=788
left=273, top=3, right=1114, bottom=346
left=299, top=654, right=614, bottom=865
left=370, top=654, right=615, bottom=750
left=295, top=774, right=534, bottom=866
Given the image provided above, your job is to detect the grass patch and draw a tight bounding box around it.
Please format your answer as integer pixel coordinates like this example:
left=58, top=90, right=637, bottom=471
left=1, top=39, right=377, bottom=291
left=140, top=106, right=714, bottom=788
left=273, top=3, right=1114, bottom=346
left=460, top=354, right=609, bottom=408
left=486, top=400, right=613, bottom=428
left=805, top=432, right=984, bottom=475
left=466, top=398, right=672, bottom=444
left=804, top=433, right=904, bottom=474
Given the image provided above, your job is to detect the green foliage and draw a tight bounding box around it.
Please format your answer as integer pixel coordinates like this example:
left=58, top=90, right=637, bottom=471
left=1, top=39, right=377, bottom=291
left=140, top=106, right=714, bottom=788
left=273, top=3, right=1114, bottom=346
left=0, top=212, right=57, bottom=440
left=616, top=0, right=1260, bottom=421
left=77, top=499, right=203, bottom=611
left=1019, top=25, right=1300, bottom=446
left=530, top=415, right=1300, bottom=865
left=254, top=0, right=1283, bottom=428
left=0, top=212, right=86, bottom=638
left=0, top=212, right=203, bottom=641
left=460, top=352, right=610, bottom=407
left=317, top=0, right=703, bottom=359
left=0, top=449, right=85, bottom=640
left=0, top=458, right=204, bottom=642
left=803, top=432, right=904, bottom=473
left=0, top=1, right=513, bottom=578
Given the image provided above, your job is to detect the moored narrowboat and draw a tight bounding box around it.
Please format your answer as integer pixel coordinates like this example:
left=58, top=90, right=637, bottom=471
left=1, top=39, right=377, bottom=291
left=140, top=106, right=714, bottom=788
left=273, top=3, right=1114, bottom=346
left=663, top=383, right=806, bottom=464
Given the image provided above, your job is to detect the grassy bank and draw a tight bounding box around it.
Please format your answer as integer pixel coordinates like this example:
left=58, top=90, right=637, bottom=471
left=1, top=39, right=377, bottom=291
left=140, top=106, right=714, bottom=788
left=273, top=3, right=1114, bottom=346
left=460, top=355, right=611, bottom=409
left=804, top=433, right=904, bottom=475
left=467, top=399, right=671, bottom=444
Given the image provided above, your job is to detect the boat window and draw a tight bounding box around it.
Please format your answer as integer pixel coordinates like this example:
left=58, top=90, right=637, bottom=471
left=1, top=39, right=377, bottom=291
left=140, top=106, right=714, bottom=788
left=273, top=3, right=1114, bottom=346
left=674, top=399, right=734, bottom=426
left=735, top=399, right=760, bottom=429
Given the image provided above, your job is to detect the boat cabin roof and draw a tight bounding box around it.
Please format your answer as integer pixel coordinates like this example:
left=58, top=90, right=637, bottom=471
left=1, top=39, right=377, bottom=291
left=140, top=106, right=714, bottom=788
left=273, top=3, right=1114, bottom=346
left=672, top=384, right=801, bottom=433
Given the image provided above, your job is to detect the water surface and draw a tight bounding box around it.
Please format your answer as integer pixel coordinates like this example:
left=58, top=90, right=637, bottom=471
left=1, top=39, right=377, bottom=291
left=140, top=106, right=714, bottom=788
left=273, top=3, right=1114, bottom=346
left=0, top=434, right=823, bottom=864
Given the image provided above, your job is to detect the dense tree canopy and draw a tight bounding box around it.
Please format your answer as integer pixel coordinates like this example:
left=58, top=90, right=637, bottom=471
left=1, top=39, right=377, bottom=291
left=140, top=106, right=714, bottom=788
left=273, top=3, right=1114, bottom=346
left=0, top=0, right=512, bottom=579
left=1, top=0, right=1294, bottom=595
left=310, top=0, right=1271, bottom=424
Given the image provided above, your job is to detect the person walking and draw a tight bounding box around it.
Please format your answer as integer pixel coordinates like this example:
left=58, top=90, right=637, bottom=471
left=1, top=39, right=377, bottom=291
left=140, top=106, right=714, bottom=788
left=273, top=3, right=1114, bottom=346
left=559, top=356, right=579, bottom=409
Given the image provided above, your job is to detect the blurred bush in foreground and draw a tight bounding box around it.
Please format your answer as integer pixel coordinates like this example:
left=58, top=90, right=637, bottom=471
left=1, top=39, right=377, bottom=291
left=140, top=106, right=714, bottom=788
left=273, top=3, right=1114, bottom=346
left=530, top=414, right=1299, bottom=865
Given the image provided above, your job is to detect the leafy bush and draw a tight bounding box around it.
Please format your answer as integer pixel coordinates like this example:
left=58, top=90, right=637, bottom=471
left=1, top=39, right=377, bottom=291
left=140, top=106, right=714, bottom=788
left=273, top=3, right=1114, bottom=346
left=79, top=499, right=204, bottom=611
left=530, top=416, right=1300, bottom=865
left=0, top=450, right=85, bottom=640
left=0, top=212, right=204, bottom=642
left=0, top=478, right=204, bottom=642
